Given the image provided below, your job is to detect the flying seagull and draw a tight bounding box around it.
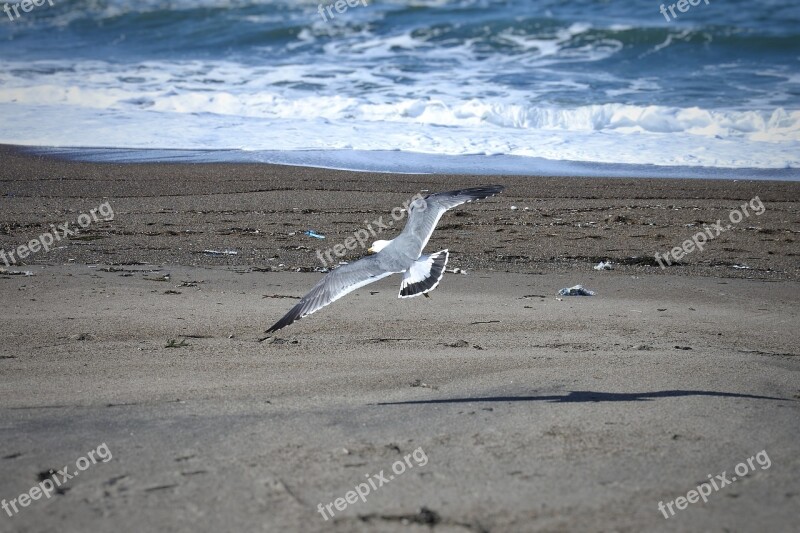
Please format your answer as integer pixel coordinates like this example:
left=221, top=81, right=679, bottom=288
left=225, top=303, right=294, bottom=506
left=265, top=185, right=504, bottom=333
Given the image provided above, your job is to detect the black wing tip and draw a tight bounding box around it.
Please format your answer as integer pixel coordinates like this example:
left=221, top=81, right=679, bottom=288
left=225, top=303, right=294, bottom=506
left=265, top=302, right=305, bottom=333
left=429, top=184, right=504, bottom=200
left=458, top=185, right=504, bottom=204
left=471, top=184, right=505, bottom=197
left=265, top=317, right=298, bottom=334
left=399, top=250, right=449, bottom=298
left=265, top=317, right=280, bottom=333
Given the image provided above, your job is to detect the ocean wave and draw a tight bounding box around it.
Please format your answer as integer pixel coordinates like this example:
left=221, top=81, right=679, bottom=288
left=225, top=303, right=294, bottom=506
left=1, top=71, right=796, bottom=143
left=0, top=1, right=798, bottom=171
left=2, top=100, right=798, bottom=169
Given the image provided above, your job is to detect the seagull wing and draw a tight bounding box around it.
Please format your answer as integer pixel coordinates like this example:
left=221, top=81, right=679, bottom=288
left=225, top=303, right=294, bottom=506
left=265, top=255, right=400, bottom=333
left=403, top=185, right=504, bottom=253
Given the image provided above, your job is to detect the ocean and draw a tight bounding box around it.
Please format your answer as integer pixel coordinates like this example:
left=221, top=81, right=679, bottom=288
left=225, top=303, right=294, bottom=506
left=1, top=0, right=798, bottom=177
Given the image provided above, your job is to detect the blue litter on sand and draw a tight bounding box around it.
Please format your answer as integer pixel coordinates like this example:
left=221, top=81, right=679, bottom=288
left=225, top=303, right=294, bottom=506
left=304, top=230, right=325, bottom=239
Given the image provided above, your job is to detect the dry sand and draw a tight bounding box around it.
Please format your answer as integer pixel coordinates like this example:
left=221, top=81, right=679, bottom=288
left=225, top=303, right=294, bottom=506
left=0, top=145, right=798, bottom=532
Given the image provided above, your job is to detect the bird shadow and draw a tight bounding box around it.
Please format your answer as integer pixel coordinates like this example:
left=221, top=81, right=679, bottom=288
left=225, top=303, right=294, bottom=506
left=376, top=389, right=791, bottom=406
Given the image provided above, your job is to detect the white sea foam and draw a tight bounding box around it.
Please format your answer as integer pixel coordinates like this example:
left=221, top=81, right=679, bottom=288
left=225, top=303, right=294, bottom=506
left=0, top=59, right=798, bottom=169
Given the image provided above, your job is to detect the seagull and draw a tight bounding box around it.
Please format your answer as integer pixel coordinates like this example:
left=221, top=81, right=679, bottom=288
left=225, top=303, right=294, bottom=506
left=265, top=185, right=504, bottom=333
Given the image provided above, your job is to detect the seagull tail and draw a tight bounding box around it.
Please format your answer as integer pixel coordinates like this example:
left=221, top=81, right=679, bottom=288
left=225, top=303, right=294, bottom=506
left=398, top=250, right=449, bottom=298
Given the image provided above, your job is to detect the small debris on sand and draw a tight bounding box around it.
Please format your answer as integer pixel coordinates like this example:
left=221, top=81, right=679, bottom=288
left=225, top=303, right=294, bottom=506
left=410, top=379, right=438, bottom=390
left=201, top=249, right=238, bottom=256
left=594, top=260, right=613, bottom=271
left=557, top=285, right=595, bottom=296
left=165, top=339, right=190, bottom=349
left=259, top=336, right=299, bottom=345
left=2, top=270, right=34, bottom=276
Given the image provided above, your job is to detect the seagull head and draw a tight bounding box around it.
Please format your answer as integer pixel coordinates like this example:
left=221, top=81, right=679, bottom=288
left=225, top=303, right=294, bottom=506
left=368, top=239, right=391, bottom=254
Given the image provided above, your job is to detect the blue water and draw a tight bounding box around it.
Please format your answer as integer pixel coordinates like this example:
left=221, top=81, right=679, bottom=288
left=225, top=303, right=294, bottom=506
left=1, top=0, right=799, bottom=174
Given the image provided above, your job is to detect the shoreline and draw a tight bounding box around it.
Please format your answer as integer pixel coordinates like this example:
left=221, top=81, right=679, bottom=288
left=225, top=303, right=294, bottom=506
left=14, top=144, right=800, bottom=181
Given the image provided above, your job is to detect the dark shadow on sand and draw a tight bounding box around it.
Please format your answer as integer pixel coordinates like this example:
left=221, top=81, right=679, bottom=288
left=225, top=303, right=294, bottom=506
left=377, top=390, right=790, bottom=406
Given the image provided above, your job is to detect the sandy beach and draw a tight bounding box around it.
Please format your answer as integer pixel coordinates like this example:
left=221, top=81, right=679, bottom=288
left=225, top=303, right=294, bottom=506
left=1, top=145, right=799, bottom=532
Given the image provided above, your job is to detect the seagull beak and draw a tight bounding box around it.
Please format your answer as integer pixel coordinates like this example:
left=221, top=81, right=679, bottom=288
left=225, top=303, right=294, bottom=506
left=367, top=247, right=375, bottom=254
